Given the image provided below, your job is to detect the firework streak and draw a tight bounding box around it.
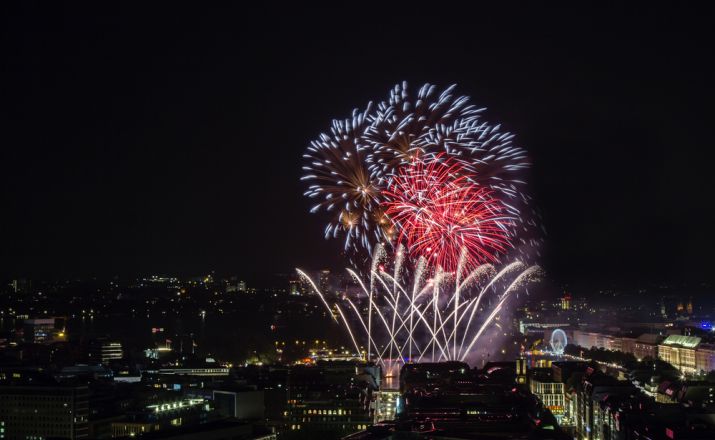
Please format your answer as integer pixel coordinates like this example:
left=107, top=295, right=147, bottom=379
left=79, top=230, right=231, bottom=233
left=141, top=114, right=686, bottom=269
left=298, top=245, right=540, bottom=372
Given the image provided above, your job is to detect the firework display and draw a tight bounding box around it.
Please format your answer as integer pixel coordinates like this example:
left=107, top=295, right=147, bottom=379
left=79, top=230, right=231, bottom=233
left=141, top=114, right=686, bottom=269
left=300, top=82, right=540, bottom=368
left=302, top=82, right=537, bottom=264
left=383, top=154, right=513, bottom=272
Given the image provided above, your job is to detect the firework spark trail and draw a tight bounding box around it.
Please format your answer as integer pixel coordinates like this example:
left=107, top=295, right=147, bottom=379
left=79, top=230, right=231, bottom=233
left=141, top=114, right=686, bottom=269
left=378, top=271, right=432, bottom=359
left=297, top=253, right=538, bottom=367
left=457, top=261, right=524, bottom=355
left=358, top=268, right=450, bottom=361
left=453, top=249, right=468, bottom=358
left=408, top=257, right=425, bottom=360
left=388, top=245, right=405, bottom=373
left=370, top=273, right=410, bottom=361
left=349, top=267, right=415, bottom=364
left=335, top=304, right=361, bottom=355
left=343, top=297, right=386, bottom=368
left=366, top=244, right=388, bottom=362
left=459, top=265, right=541, bottom=361
left=296, top=269, right=338, bottom=323
left=373, top=279, right=447, bottom=362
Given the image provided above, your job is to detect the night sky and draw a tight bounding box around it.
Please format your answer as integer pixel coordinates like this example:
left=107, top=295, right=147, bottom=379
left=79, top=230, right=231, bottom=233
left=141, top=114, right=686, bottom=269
left=2, top=3, right=714, bottom=285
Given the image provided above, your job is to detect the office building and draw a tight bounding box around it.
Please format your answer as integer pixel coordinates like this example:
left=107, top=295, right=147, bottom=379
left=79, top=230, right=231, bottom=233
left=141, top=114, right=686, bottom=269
left=529, top=369, right=565, bottom=423
left=22, top=318, right=57, bottom=344
left=286, top=363, right=372, bottom=436
left=213, top=389, right=265, bottom=420
left=88, top=339, right=123, bottom=365
left=0, top=384, right=89, bottom=439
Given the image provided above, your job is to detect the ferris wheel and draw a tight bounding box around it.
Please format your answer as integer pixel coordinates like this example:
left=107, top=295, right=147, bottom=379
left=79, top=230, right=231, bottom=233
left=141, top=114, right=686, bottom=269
left=550, top=329, right=568, bottom=355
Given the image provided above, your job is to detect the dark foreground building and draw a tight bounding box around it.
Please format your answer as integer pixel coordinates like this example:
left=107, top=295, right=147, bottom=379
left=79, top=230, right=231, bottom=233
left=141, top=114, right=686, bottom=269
left=0, top=382, right=90, bottom=439
left=344, top=361, right=570, bottom=440
left=284, top=361, right=374, bottom=438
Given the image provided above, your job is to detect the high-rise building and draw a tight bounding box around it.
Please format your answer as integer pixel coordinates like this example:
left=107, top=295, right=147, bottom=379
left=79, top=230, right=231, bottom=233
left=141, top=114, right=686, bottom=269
left=88, top=339, right=123, bottom=365
left=319, top=270, right=331, bottom=295
left=238, top=280, right=247, bottom=293
left=0, top=383, right=89, bottom=439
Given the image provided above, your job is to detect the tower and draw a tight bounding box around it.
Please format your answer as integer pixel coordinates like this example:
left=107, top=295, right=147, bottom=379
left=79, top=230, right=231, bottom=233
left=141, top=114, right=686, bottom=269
left=319, top=270, right=331, bottom=295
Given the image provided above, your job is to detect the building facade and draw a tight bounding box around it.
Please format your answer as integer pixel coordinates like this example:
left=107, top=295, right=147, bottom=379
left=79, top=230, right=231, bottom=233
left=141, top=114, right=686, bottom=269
left=0, top=384, right=89, bottom=440
left=658, top=335, right=700, bottom=374
left=529, top=374, right=565, bottom=423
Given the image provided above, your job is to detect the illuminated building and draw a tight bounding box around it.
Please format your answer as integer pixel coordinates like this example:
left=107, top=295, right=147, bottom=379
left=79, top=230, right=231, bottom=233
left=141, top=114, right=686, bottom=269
left=153, top=367, right=230, bottom=377
left=696, top=344, right=715, bottom=373
left=111, top=421, right=157, bottom=437
left=111, top=398, right=211, bottom=437
left=238, top=280, right=247, bottom=293
left=88, top=338, right=123, bottom=365
left=285, top=363, right=372, bottom=436
left=22, top=318, right=57, bottom=343
left=551, top=361, right=588, bottom=428
left=677, top=301, right=684, bottom=314
left=687, top=298, right=694, bottom=315
left=560, top=293, right=571, bottom=310
left=631, top=333, right=661, bottom=360
left=572, top=330, right=621, bottom=351
left=529, top=370, right=565, bottom=423
left=373, top=390, right=399, bottom=423
left=518, top=321, right=568, bottom=336
left=658, top=335, right=700, bottom=374
left=144, top=346, right=173, bottom=359
left=112, top=420, right=277, bottom=439
left=0, top=383, right=89, bottom=439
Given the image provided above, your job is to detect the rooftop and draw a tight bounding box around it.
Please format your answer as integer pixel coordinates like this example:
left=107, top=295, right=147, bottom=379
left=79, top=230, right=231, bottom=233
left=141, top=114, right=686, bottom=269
left=661, top=335, right=701, bottom=348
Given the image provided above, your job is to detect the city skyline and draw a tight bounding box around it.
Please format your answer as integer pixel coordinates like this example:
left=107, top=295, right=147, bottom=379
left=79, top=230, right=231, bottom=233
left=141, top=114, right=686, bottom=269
left=3, top=4, right=715, bottom=439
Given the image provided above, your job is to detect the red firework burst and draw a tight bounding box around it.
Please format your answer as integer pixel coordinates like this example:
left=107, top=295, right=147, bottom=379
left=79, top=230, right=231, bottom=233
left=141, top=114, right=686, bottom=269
left=382, top=155, right=514, bottom=271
